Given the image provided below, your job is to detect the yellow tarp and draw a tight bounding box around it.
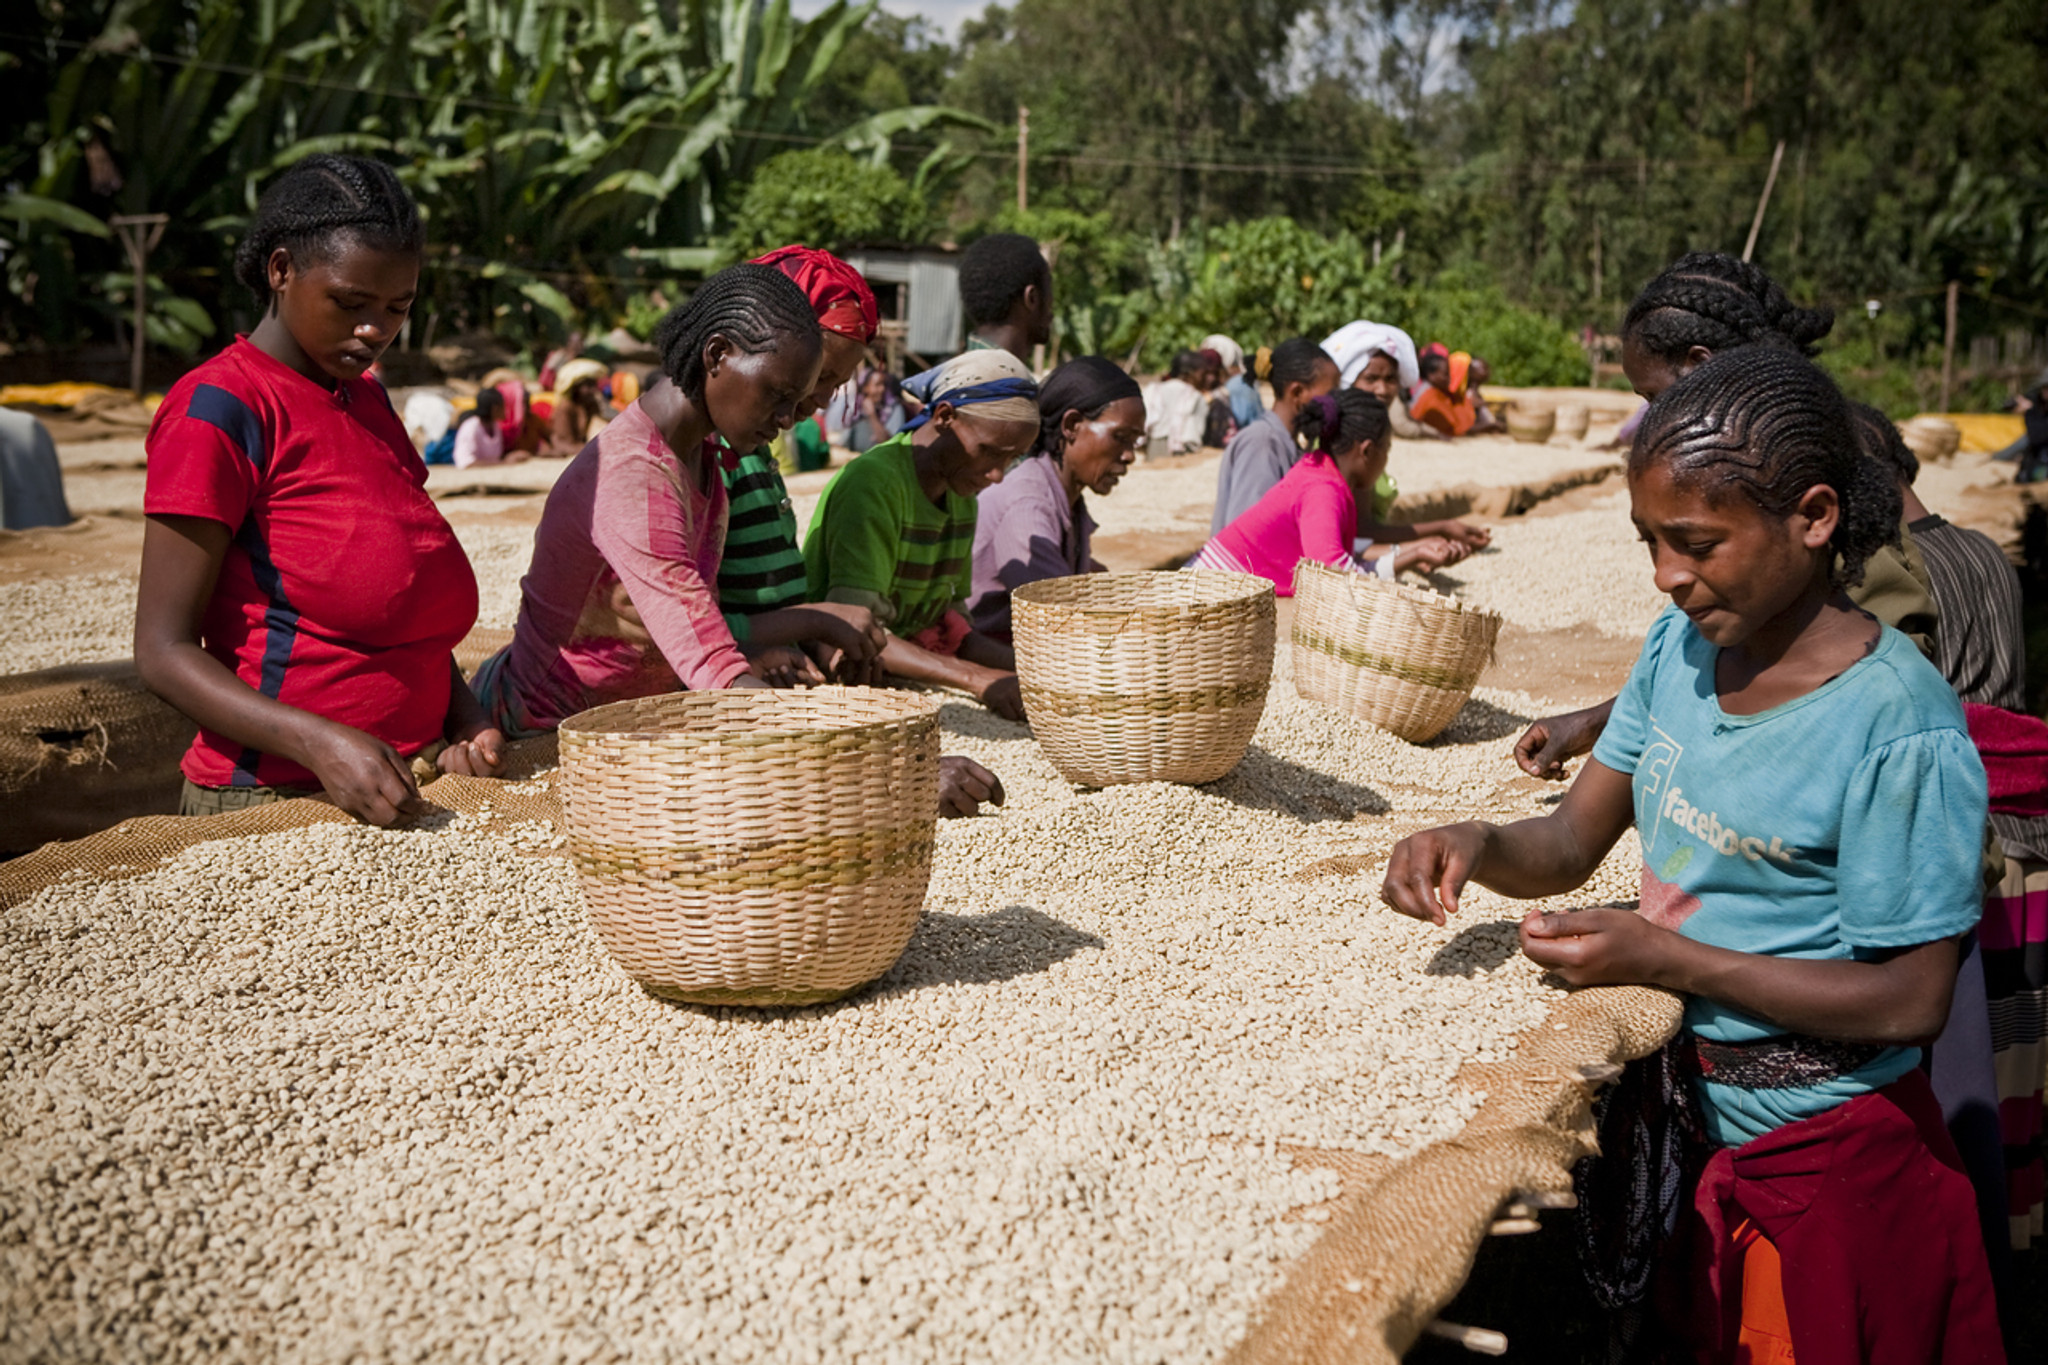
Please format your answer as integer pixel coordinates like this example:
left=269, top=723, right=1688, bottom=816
left=0, top=382, right=163, bottom=413
left=1912, top=412, right=2024, bottom=455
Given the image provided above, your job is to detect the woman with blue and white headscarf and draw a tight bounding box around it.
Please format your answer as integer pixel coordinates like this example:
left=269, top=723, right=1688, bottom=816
left=804, top=349, right=1040, bottom=719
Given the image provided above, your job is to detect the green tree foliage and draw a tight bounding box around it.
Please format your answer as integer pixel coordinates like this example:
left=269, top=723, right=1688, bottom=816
left=723, top=149, right=930, bottom=260
left=1448, top=0, right=2048, bottom=355
left=1, top=0, right=986, bottom=349
left=1128, top=222, right=1583, bottom=382
left=945, top=0, right=1359, bottom=236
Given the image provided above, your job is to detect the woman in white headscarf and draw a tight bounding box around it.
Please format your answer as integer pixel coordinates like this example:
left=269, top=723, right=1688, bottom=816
left=1203, top=332, right=1264, bottom=429
left=1319, top=320, right=1439, bottom=440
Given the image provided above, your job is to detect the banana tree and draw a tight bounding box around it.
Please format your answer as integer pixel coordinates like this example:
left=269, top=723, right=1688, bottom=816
left=6, top=0, right=989, bottom=347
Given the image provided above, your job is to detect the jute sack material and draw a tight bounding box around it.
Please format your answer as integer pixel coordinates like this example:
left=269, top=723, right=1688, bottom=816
left=1291, top=563, right=1502, bottom=744
left=454, top=625, right=514, bottom=678
left=0, top=625, right=517, bottom=854
left=558, top=687, right=941, bottom=1008
left=0, top=661, right=194, bottom=853
left=0, top=735, right=561, bottom=911
left=1227, top=982, right=1684, bottom=1365
left=1012, top=570, right=1277, bottom=788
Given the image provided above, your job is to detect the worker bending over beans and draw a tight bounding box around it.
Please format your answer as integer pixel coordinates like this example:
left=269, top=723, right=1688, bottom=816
left=1382, top=348, right=2003, bottom=1362
left=137, top=153, right=502, bottom=828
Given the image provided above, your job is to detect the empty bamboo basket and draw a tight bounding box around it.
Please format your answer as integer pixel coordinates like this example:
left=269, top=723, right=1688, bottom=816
left=1012, top=571, right=1277, bottom=787
left=1552, top=403, right=1590, bottom=443
left=1291, top=562, right=1503, bottom=743
left=558, top=687, right=941, bottom=1006
left=1505, top=404, right=1556, bottom=444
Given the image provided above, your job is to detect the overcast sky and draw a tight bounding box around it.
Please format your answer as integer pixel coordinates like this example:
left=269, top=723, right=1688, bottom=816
left=790, top=0, right=985, bottom=40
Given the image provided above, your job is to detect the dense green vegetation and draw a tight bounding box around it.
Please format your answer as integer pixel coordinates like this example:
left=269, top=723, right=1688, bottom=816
left=4, top=0, right=2044, bottom=397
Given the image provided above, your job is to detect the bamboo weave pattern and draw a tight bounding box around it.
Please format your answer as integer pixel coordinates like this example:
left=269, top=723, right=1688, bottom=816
left=1012, top=571, right=1277, bottom=788
left=1290, top=562, right=1502, bottom=743
left=559, top=688, right=941, bottom=1007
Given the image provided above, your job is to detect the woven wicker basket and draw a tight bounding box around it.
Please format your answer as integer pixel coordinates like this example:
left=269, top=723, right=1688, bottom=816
left=1552, top=402, right=1590, bottom=442
left=558, top=687, right=941, bottom=1006
left=1505, top=404, right=1556, bottom=444
left=1291, top=561, right=1502, bottom=742
left=1012, top=571, right=1276, bottom=787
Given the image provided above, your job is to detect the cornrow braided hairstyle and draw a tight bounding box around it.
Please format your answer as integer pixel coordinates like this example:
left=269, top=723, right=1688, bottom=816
left=1848, top=401, right=1919, bottom=486
left=1034, top=355, right=1142, bottom=462
left=650, top=263, right=820, bottom=403
left=1268, top=337, right=1334, bottom=397
left=1622, top=251, right=1834, bottom=364
left=234, top=154, right=423, bottom=299
left=959, top=232, right=1050, bottom=328
left=1631, top=347, right=1900, bottom=588
left=1296, top=388, right=1389, bottom=454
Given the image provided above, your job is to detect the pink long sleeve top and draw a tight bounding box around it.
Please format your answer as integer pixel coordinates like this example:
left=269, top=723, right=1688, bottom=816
left=1192, top=449, right=1361, bottom=596
left=480, top=403, right=751, bottom=734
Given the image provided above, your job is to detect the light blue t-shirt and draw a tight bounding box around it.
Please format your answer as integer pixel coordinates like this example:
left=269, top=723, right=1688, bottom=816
left=1226, top=372, right=1264, bottom=430
left=1592, top=606, right=1987, bottom=1146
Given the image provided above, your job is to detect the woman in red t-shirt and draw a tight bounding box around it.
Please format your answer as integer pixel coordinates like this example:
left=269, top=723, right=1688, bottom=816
left=137, top=154, right=503, bottom=826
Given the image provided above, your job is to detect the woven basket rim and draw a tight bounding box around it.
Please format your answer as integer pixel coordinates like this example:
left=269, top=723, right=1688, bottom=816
left=559, top=685, right=939, bottom=743
left=1291, top=559, right=1505, bottom=625
left=1012, top=569, right=1273, bottom=615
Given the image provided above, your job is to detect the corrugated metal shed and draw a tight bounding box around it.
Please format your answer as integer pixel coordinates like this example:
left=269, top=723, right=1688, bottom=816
left=905, top=255, right=961, bottom=355
left=842, top=249, right=961, bottom=356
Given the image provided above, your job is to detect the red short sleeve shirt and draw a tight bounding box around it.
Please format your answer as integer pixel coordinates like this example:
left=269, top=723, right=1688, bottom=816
left=144, top=337, right=479, bottom=788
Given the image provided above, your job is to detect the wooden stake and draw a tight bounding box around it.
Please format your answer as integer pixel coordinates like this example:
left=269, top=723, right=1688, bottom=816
left=1741, top=139, right=1785, bottom=263
left=109, top=212, right=169, bottom=398
left=1016, top=105, right=1030, bottom=214
left=1424, top=1320, right=1509, bottom=1355
left=1941, top=280, right=1960, bottom=411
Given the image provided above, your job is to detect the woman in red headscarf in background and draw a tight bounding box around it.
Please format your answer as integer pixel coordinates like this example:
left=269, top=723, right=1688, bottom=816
left=711, top=246, right=896, bottom=687
left=724, top=246, right=1010, bottom=817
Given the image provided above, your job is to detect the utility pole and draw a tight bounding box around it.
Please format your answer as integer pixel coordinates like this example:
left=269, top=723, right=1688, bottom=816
left=109, top=213, right=168, bottom=398
left=1016, top=106, right=1029, bottom=214
left=1741, top=140, right=1785, bottom=263
left=1940, top=280, right=1960, bottom=412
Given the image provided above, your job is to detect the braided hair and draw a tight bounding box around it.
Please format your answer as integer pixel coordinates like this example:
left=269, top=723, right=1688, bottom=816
left=1264, top=337, right=1334, bottom=396
left=650, top=264, right=820, bottom=402
left=1622, top=252, right=1834, bottom=364
left=1035, top=356, right=1142, bottom=462
left=234, top=154, right=423, bottom=299
left=959, top=233, right=1050, bottom=327
left=1848, top=402, right=1919, bottom=486
left=1297, top=389, right=1390, bottom=455
left=1631, top=348, right=1899, bottom=587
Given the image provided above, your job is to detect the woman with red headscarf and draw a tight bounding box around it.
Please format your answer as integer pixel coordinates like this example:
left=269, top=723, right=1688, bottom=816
left=712, top=245, right=895, bottom=687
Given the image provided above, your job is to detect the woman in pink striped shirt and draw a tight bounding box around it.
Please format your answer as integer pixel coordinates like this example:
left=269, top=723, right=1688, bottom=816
left=1188, top=391, right=1465, bottom=593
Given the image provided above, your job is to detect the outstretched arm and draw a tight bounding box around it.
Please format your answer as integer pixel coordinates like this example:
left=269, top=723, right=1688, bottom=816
left=1512, top=698, right=1617, bottom=780
left=1380, top=758, right=1635, bottom=924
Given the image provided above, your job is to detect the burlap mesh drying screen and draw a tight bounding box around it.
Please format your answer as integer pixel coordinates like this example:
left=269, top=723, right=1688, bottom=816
left=0, top=662, right=195, bottom=851
left=0, top=734, right=560, bottom=910
left=1225, top=984, right=1683, bottom=1364
left=0, top=722, right=1680, bottom=1360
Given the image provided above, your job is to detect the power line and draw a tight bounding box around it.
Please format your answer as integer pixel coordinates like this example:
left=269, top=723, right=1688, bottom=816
left=4, top=28, right=1775, bottom=188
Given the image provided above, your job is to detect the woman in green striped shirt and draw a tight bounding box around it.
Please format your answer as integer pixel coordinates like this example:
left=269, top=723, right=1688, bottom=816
left=715, top=246, right=892, bottom=685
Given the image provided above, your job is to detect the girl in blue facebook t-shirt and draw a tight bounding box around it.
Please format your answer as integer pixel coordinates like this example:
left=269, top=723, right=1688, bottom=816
left=1380, top=348, right=2002, bottom=1361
